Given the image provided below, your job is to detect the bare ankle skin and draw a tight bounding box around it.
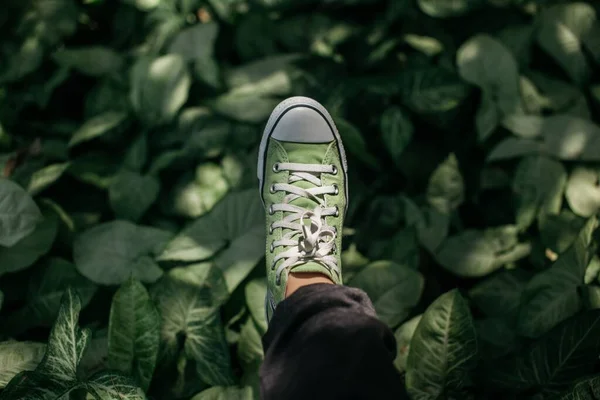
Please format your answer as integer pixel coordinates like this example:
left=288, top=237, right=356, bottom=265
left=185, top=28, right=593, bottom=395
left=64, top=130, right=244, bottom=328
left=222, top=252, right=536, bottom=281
left=285, top=272, right=334, bottom=298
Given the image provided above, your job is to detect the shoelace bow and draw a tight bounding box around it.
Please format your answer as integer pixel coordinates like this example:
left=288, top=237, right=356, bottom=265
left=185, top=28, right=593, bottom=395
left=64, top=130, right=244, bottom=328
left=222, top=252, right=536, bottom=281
left=269, top=162, right=340, bottom=285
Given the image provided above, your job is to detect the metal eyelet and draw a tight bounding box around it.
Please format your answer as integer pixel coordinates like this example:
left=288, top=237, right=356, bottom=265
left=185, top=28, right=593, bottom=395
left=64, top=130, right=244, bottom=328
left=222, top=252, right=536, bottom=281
left=269, top=205, right=275, bottom=215
left=269, top=225, right=274, bottom=234
left=333, top=184, right=339, bottom=195
left=334, top=205, right=339, bottom=218
left=270, top=243, right=275, bottom=253
left=331, top=165, right=338, bottom=175
left=272, top=163, right=280, bottom=173
left=332, top=226, right=337, bottom=235
left=270, top=184, right=276, bottom=194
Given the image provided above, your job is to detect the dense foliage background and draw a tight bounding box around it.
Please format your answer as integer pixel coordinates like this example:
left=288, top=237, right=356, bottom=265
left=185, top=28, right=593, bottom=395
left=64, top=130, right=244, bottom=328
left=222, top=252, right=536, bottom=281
left=1, top=0, right=600, bottom=398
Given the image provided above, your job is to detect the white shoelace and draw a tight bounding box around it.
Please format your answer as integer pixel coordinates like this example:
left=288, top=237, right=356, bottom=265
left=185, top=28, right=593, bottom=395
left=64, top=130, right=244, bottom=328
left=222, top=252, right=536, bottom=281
left=269, top=162, right=340, bottom=285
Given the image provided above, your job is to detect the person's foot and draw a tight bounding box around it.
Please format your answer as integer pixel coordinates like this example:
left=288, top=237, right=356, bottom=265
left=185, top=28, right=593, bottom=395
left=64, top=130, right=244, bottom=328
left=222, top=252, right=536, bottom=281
left=258, top=96, right=349, bottom=322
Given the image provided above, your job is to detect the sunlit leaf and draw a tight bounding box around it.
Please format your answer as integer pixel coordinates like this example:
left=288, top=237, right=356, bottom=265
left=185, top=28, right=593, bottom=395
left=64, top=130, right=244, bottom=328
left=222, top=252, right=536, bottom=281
left=565, top=167, right=600, bottom=218
left=130, top=55, right=191, bottom=126
left=159, top=189, right=265, bottom=292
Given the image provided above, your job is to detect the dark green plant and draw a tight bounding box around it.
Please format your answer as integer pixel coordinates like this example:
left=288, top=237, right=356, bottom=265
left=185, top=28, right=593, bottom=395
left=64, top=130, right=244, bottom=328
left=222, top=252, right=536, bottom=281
left=1, top=0, right=600, bottom=399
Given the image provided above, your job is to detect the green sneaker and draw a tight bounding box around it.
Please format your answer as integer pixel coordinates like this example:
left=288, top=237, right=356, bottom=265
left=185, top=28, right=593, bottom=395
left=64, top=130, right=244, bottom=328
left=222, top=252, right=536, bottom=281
left=258, top=96, right=348, bottom=323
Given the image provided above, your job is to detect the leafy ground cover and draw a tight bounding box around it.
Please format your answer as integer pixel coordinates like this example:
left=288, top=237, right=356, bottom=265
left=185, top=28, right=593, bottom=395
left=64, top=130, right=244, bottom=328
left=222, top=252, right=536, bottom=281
left=1, top=0, right=600, bottom=399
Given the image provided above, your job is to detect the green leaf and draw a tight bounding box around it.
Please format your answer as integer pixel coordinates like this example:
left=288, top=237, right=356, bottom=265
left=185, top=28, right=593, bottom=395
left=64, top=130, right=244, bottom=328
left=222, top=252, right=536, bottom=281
left=52, top=47, right=123, bottom=77
left=513, top=155, right=567, bottom=230
left=556, top=375, right=600, bottom=400
left=349, top=261, right=423, bottom=327
left=406, top=289, right=477, bottom=399
left=191, top=386, right=253, bottom=400
left=536, top=3, right=600, bottom=85
left=566, top=167, right=600, bottom=218
left=86, top=371, right=147, bottom=399
left=108, top=279, right=160, bottom=391
left=487, top=137, right=545, bottom=161
left=1, top=289, right=90, bottom=398
left=518, top=218, right=597, bottom=338
left=245, top=278, right=268, bottom=334
left=109, top=170, right=160, bottom=222
left=74, top=220, right=172, bottom=285
left=403, top=198, right=450, bottom=253
left=0, top=213, right=58, bottom=277
left=417, top=0, right=480, bottom=18
left=168, top=22, right=219, bottom=62
left=167, top=163, right=230, bottom=219
left=153, top=263, right=234, bottom=386
left=380, top=107, right=413, bottom=166
left=469, top=269, right=531, bottom=319
left=490, top=310, right=600, bottom=395
left=457, top=34, right=523, bottom=141
left=130, top=55, right=191, bottom=126
left=237, top=318, right=264, bottom=372
left=69, top=111, right=128, bottom=147
left=5, top=258, right=97, bottom=336
left=121, top=0, right=159, bottom=11
left=225, top=54, right=300, bottom=97
left=210, top=93, right=279, bottom=124
left=0, top=341, right=45, bottom=388
left=335, top=118, right=380, bottom=170
left=427, top=153, right=464, bottom=214
left=0, top=178, right=43, bottom=247
left=159, top=189, right=265, bottom=292
left=527, top=72, right=591, bottom=118
left=123, top=134, right=148, bottom=172
left=393, top=314, right=422, bottom=373
left=435, top=225, right=531, bottom=278
left=539, top=210, right=588, bottom=254
left=501, top=115, right=600, bottom=162
left=26, top=162, right=70, bottom=196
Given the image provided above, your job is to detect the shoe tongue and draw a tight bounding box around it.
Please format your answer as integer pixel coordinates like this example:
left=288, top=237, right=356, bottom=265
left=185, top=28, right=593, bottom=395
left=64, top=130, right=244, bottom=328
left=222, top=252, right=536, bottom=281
left=278, top=140, right=332, bottom=211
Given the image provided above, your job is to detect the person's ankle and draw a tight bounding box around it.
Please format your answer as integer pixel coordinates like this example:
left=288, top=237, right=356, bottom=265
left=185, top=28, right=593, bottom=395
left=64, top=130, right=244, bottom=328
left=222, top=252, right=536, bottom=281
left=285, top=272, right=334, bottom=298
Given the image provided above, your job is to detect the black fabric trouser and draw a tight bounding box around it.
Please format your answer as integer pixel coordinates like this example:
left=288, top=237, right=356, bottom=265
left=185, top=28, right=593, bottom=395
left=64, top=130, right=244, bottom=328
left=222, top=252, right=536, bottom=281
left=260, top=283, right=407, bottom=400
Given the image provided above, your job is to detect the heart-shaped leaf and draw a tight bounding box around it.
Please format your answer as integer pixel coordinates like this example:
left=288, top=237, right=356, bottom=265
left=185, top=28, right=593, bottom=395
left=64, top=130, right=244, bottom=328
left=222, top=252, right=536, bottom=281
left=349, top=261, right=424, bottom=327
left=74, top=221, right=172, bottom=285
left=109, top=170, right=160, bottom=222
left=159, top=189, right=265, bottom=292
left=152, top=263, right=233, bottom=386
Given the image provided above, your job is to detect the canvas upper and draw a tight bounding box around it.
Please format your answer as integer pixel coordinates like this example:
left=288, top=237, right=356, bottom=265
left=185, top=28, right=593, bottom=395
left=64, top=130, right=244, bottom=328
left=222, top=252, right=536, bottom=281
left=257, top=97, right=348, bottom=322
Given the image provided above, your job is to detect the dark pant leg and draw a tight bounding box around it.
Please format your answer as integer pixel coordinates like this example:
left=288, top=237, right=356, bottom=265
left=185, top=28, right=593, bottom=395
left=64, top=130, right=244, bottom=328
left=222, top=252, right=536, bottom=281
left=260, top=283, right=407, bottom=400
